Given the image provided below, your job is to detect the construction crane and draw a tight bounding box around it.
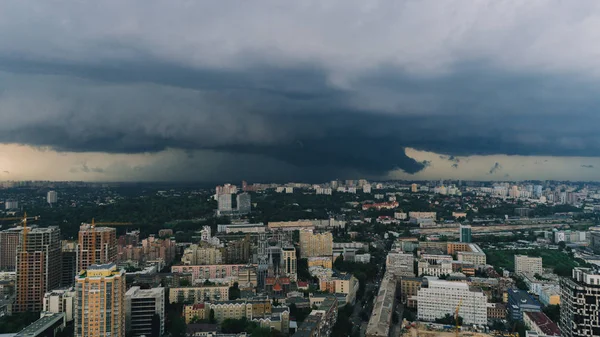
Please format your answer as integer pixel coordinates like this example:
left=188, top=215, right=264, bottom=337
left=455, top=298, right=462, bottom=337
left=0, top=214, right=40, bottom=228
left=84, top=219, right=133, bottom=266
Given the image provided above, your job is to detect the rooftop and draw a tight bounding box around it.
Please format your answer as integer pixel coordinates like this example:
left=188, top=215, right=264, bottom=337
left=508, top=289, right=541, bottom=307
left=525, top=312, right=560, bottom=336
left=15, top=313, right=64, bottom=337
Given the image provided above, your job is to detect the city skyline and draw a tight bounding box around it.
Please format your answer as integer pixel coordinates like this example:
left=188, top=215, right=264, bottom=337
left=2, top=1, right=600, bottom=181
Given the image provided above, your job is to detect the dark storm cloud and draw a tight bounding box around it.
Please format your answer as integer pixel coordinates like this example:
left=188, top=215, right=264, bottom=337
left=2, top=1, right=600, bottom=180
left=489, top=162, right=502, bottom=175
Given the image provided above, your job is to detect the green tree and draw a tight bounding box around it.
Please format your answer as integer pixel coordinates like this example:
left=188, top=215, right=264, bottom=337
left=229, top=282, right=241, bottom=300
left=543, top=305, right=560, bottom=323
left=209, top=309, right=216, bottom=324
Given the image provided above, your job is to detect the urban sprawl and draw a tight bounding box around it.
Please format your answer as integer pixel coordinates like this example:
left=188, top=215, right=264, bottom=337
left=1, top=179, right=600, bottom=337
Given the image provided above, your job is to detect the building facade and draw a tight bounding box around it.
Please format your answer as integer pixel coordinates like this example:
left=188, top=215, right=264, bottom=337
left=460, top=224, right=472, bottom=243
left=299, top=230, right=333, bottom=258
left=515, top=255, right=543, bottom=276
left=560, top=268, right=600, bottom=337
left=168, top=286, right=230, bottom=303
left=171, top=264, right=246, bottom=282
left=282, top=247, right=297, bottom=281
left=416, top=279, right=487, bottom=325
left=75, top=263, right=126, bottom=337
left=77, top=225, right=117, bottom=273
left=0, top=228, right=21, bottom=271
left=125, top=286, right=165, bottom=337
left=44, top=287, right=76, bottom=323
left=15, top=226, right=62, bottom=313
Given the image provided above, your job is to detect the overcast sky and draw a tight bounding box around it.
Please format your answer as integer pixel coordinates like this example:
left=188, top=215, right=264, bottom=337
left=2, top=0, right=600, bottom=182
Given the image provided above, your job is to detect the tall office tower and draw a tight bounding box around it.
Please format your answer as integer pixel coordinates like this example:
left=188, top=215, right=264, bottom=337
left=15, top=226, right=62, bottom=312
left=0, top=227, right=21, bottom=271
left=236, top=193, right=251, bottom=214
left=217, top=193, right=232, bottom=214
left=560, top=268, right=600, bottom=337
left=459, top=224, right=472, bottom=243
left=282, top=246, right=297, bottom=281
left=125, top=286, right=165, bottom=337
left=47, top=190, right=58, bottom=205
left=299, top=229, right=333, bottom=258
left=77, top=224, right=117, bottom=273
left=75, top=263, right=126, bottom=337
left=62, top=241, right=78, bottom=287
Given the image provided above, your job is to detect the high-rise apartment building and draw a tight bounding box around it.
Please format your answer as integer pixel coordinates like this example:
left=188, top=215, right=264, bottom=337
left=560, top=268, right=600, bottom=337
left=15, top=226, right=62, bottom=312
left=236, top=193, right=251, bottom=214
left=125, top=286, right=165, bottom=337
left=217, top=194, right=232, bottom=214
left=282, top=246, right=297, bottom=281
left=460, top=224, right=472, bottom=243
left=62, top=241, right=77, bottom=287
left=515, top=255, right=543, bottom=276
left=181, top=244, right=224, bottom=265
left=77, top=224, right=117, bottom=273
left=299, top=230, right=333, bottom=258
left=75, top=263, right=126, bottom=337
left=47, top=191, right=58, bottom=205
left=4, top=199, right=19, bottom=210
left=0, top=227, right=21, bottom=271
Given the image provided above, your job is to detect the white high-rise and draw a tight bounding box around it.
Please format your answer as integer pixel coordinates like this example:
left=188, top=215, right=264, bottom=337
left=417, top=279, right=487, bottom=325
left=47, top=190, right=58, bottom=204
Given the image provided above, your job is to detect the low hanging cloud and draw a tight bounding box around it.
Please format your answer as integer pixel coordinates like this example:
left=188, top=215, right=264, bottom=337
left=1, top=1, right=600, bottom=180
left=489, top=162, right=503, bottom=175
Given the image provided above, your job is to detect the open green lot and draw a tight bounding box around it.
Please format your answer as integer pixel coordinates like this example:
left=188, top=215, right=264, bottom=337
left=484, top=248, right=587, bottom=276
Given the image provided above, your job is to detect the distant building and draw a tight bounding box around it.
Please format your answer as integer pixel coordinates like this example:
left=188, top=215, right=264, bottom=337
left=363, top=184, right=372, bottom=194
left=61, top=241, right=77, bottom=287
left=4, top=199, right=18, bottom=210
left=299, top=230, right=333, bottom=258
left=15, top=226, right=62, bottom=313
left=168, top=286, right=230, bottom=303
left=282, top=246, right=297, bottom=281
left=0, top=227, right=21, bottom=271
left=125, top=286, right=165, bottom=337
left=386, top=251, right=415, bottom=277
left=181, top=244, right=224, bottom=265
left=417, top=279, right=487, bottom=325
left=43, top=287, right=76, bottom=323
left=459, top=224, right=472, bottom=243
left=217, top=193, right=232, bottom=215
left=507, top=289, right=541, bottom=321
left=515, top=255, right=543, bottom=276
left=411, top=183, right=418, bottom=193
left=47, top=191, right=58, bottom=205
left=236, top=193, right=251, bottom=214
left=75, top=263, right=126, bottom=337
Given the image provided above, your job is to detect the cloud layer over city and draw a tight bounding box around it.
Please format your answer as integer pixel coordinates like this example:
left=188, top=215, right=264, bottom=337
left=2, top=0, right=600, bottom=181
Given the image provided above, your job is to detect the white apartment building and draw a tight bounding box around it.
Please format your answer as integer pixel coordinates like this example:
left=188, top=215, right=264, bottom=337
left=386, top=252, right=415, bottom=277
left=515, top=255, right=543, bottom=276
left=417, top=279, right=487, bottom=325
left=43, top=288, right=76, bottom=322
left=417, top=260, right=452, bottom=277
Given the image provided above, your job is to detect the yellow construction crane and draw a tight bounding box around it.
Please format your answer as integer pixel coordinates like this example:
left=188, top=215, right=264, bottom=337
left=85, top=219, right=133, bottom=266
left=455, top=298, right=462, bottom=337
